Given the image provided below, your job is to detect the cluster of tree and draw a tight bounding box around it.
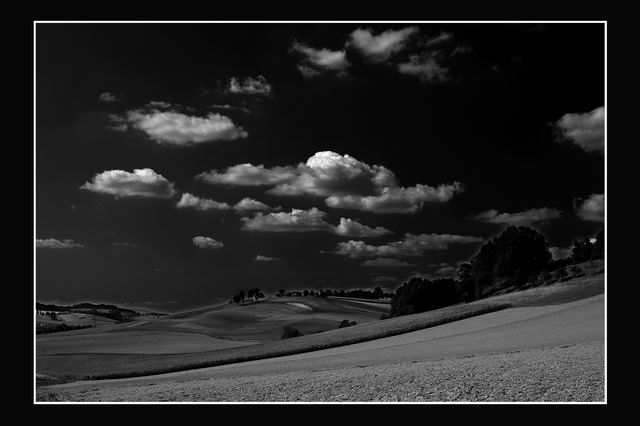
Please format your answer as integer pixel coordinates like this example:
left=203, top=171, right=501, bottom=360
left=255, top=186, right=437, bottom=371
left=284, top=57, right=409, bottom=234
left=36, top=323, right=94, bottom=335
left=275, top=287, right=393, bottom=299
left=389, top=277, right=459, bottom=317
left=568, top=229, right=604, bottom=264
left=281, top=325, right=303, bottom=339
left=338, top=320, right=357, bottom=328
left=388, top=226, right=605, bottom=319
left=36, top=302, right=140, bottom=322
left=231, top=288, right=265, bottom=305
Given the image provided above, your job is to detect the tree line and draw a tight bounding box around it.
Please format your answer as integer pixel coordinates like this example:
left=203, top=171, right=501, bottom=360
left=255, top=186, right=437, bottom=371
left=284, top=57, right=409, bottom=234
left=388, top=226, right=604, bottom=318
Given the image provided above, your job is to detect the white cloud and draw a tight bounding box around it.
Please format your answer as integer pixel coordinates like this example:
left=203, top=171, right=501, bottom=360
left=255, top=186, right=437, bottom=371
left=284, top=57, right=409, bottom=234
left=290, top=42, right=350, bottom=77
left=198, top=151, right=461, bottom=214
left=241, top=208, right=333, bottom=233
left=556, top=107, right=604, bottom=153
left=334, top=233, right=483, bottom=258
left=98, top=92, right=122, bottom=102
left=326, top=183, right=462, bottom=214
left=176, top=193, right=232, bottom=211
left=233, top=198, right=272, bottom=212
left=576, top=193, right=604, bottom=223
left=36, top=238, right=84, bottom=249
left=197, top=163, right=297, bottom=186
left=397, top=55, right=450, bottom=83
left=362, top=257, right=414, bottom=267
left=474, top=207, right=562, bottom=226
left=334, top=218, right=391, bottom=237
left=348, top=26, right=419, bottom=62
left=80, top=168, right=177, bottom=199
left=123, top=109, right=248, bottom=145
left=255, top=255, right=279, bottom=262
left=228, top=76, right=272, bottom=96
left=192, top=236, right=224, bottom=249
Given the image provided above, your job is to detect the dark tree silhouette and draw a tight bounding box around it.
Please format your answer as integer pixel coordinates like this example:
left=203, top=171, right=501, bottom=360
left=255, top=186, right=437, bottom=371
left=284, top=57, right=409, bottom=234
left=470, top=226, right=551, bottom=298
left=390, top=278, right=459, bottom=317
left=455, top=262, right=475, bottom=302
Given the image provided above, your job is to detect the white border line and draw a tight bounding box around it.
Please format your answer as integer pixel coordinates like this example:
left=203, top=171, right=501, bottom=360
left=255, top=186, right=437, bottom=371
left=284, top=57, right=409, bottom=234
left=33, top=20, right=607, bottom=405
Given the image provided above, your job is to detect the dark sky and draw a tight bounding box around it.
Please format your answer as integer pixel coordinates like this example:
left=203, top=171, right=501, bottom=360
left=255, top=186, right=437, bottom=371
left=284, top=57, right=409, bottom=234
left=35, top=22, right=605, bottom=312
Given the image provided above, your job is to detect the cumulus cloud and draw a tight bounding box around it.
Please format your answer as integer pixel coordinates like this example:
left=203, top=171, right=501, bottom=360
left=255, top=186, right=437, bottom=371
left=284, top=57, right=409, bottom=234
left=255, top=255, right=279, bottom=262
left=98, top=92, right=122, bottom=103
left=199, top=151, right=459, bottom=214
left=334, top=218, right=391, bottom=237
left=233, top=198, right=272, bottom=212
left=176, top=193, right=231, bottom=211
left=334, top=233, right=483, bottom=258
left=80, top=168, right=177, bottom=199
left=575, top=193, right=604, bottom=223
left=36, top=238, right=84, bottom=249
left=474, top=207, right=562, bottom=226
left=397, top=55, right=450, bottom=83
left=290, top=42, right=350, bottom=77
left=326, top=183, right=461, bottom=214
left=228, top=76, right=272, bottom=96
left=197, top=163, right=297, bottom=186
left=555, top=107, right=604, bottom=153
left=348, top=26, right=419, bottom=62
left=241, top=207, right=333, bottom=233
left=192, top=236, right=224, bottom=249
left=362, top=257, right=414, bottom=267
left=124, top=109, right=247, bottom=145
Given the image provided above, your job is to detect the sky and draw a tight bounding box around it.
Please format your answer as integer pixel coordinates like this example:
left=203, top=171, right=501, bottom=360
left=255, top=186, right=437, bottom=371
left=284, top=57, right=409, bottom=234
left=35, top=22, right=605, bottom=313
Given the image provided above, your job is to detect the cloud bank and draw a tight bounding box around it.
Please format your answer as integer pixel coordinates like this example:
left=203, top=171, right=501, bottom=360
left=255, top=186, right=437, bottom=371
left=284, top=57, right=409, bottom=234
left=199, top=151, right=461, bottom=214
left=474, top=207, right=562, bottom=226
left=192, top=236, right=224, bottom=249
left=575, top=193, right=604, bottom=223
left=333, top=233, right=483, bottom=258
left=228, top=76, right=272, bottom=96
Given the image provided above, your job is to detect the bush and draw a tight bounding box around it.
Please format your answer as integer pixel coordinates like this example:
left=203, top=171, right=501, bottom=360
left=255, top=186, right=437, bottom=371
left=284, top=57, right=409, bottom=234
left=338, top=320, right=358, bottom=328
left=281, top=325, right=302, bottom=339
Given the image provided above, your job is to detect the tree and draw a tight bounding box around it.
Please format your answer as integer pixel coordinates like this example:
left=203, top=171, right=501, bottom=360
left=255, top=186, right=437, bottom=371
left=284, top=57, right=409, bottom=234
left=390, top=277, right=459, bottom=317
left=277, top=288, right=286, bottom=297
left=281, top=325, right=302, bottom=339
left=592, top=229, right=604, bottom=259
left=303, top=289, right=309, bottom=297
left=239, top=290, right=245, bottom=304
left=455, top=262, right=475, bottom=302
left=256, top=291, right=265, bottom=300
left=470, top=226, right=551, bottom=298
left=373, top=286, right=384, bottom=299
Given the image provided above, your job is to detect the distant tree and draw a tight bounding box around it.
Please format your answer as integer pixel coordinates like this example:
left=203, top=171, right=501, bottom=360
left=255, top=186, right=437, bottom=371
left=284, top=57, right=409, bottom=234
left=373, top=286, right=384, bottom=299
left=390, top=277, right=459, bottom=317
left=309, top=290, right=316, bottom=297
left=349, top=321, right=357, bottom=326
left=247, top=288, right=255, bottom=300
left=256, top=291, right=265, bottom=300
left=556, top=267, right=568, bottom=280
left=239, top=290, right=245, bottom=304
left=592, top=229, right=604, bottom=260
left=470, top=226, right=551, bottom=298
left=570, top=239, right=593, bottom=264
left=285, top=292, right=292, bottom=297
left=281, top=325, right=302, bottom=339
left=277, top=288, right=286, bottom=297
left=569, top=265, right=582, bottom=277
left=338, top=320, right=351, bottom=328
left=48, top=312, right=57, bottom=321
left=455, top=262, right=475, bottom=302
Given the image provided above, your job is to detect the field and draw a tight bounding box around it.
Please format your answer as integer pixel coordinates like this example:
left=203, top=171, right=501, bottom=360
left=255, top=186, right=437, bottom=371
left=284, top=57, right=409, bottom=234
left=36, top=270, right=604, bottom=401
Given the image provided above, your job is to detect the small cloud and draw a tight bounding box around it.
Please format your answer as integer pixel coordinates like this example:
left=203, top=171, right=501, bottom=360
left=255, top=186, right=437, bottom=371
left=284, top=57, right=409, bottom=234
left=80, top=168, right=177, bottom=199
left=255, top=255, right=280, bottom=262
left=233, top=198, right=272, bottom=212
left=370, top=275, right=398, bottom=283
left=197, top=163, right=297, bottom=186
left=109, top=102, right=248, bottom=145
left=334, top=233, right=483, bottom=258
left=98, top=92, right=122, bottom=103
left=228, top=76, right=272, bottom=96
left=348, top=26, right=419, bottom=62
left=555, top=107, right=604, bottom=154
left=575, top=193, right=604, bottom=223
left=210, top=104, right=251, bottom=114
left=176, top=193, right=232, bottom=211
left=241, top=207, right=333, bottom=233
left=334, top=218, right=392, bottom=238
left=36, top=238, right=84, bottom=249
left=473, top=207, right=562, bottom=226
left=362, top=257, right=414, bottom=268
left=192, top=236, right=224, bottom=249
left=290, top=41, right=350, bottom=77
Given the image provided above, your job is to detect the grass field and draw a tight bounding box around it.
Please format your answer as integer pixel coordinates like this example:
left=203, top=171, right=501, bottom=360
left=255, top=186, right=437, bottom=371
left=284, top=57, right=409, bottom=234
left=36, top=270, right=604, bottom=386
